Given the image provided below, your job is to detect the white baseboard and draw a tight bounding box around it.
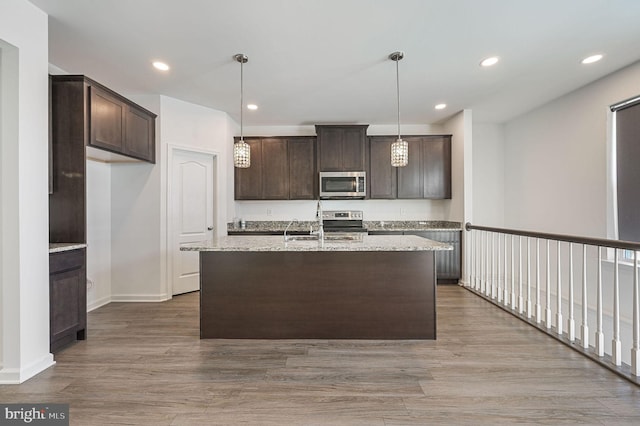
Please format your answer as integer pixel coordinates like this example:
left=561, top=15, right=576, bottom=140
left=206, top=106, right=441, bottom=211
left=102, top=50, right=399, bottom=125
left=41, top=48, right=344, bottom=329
left=87, top=295, right=111, bottom=312
left=110, top=293, right=170, bottom=303
left=0, top=353, right=55, bottom=384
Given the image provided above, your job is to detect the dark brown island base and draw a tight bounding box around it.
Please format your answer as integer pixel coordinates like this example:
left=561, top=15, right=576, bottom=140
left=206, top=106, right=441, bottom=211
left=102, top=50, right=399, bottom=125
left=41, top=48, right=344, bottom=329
left=181, top=235, right=451, bottom=340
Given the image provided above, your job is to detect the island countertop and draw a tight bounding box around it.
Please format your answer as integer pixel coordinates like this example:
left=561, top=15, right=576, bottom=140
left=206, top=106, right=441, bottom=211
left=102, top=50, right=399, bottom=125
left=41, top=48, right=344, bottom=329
left=181, top=234, right=451, bottom=252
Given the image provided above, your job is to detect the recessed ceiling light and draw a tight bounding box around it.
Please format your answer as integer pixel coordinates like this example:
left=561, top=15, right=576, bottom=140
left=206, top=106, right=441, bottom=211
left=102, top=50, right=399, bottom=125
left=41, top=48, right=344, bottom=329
left=480, top=56, right=499, bottom=67
left=247, top=104, right=258, bottom=110
left=435, top=103, right=447, bottom=110
left=581, top=54, right=603, bottom=64
left=152, top=61, right=170, bottom=71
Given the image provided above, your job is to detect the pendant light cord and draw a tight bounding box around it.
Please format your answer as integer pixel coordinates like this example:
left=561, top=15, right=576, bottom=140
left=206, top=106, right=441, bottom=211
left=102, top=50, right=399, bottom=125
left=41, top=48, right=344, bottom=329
left=240, top=59, right=244, bottom=141
left=396, top=57, right=401, bottom=140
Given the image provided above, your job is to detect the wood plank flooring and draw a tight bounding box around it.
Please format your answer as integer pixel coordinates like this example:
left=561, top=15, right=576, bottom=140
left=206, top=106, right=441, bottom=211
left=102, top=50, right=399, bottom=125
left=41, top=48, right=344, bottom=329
left=2, top=285, right=640, bottom=425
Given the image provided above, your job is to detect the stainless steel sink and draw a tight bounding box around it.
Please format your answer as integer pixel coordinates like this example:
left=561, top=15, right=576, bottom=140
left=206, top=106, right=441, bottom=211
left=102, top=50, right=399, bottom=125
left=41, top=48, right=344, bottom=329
left=323, top=235, right=361, bottom=241
left=284, top=235, right=320, bottom=242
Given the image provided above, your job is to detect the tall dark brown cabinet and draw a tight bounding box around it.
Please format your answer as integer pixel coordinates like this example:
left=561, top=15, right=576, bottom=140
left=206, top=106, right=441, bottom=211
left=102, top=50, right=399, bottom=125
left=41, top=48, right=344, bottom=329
left=49, top=75, right=156, bottom=353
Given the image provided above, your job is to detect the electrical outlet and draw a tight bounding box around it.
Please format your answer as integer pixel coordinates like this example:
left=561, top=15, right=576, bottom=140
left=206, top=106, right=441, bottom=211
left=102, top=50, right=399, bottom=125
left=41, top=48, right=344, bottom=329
left=266, top=208, right=272, bottom=216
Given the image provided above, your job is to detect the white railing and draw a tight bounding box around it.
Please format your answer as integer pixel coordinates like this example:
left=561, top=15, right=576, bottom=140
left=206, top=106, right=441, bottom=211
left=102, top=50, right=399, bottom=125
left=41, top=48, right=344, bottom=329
left=465, top=223, right=640, bottom=384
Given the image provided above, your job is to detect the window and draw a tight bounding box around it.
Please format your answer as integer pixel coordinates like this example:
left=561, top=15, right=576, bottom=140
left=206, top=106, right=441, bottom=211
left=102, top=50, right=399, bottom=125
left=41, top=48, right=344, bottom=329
left=612, top=95, right=640, bottom=261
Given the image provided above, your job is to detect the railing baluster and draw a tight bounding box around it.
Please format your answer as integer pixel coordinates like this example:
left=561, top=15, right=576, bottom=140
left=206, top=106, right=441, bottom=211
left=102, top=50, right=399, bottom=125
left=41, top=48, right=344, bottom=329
left=491, top=232, right=496, bottom=299
left=485, top=231, right=490, bottom=296
left=518, top=236, right=523, bottom=314
left=568, top=243, right=575, bottom=342
left=467, top=230, right=472, bottom=288
left=497, top=234, right=502, bottom=303
left=581, top=245, right=588, bottom=348
left=557, top=241, right=563, bottom=335
left=476, top=230, right=480, bottom=291
left=536, top=238, right=541, bottom=323
left=526, top=237, right=532, bottom=318
left=613, top=249, right=621, bottom=366
left=504, top=233, right=509, bottom=304
left=596, top=246, right=604, bottom=357
left=633, top=250, right=640, bottom=376
left=546, top=240, right=552, bottom=328
left=511, top=235, right=516, bottom=309
left=480, top=231, right=485, bottom=293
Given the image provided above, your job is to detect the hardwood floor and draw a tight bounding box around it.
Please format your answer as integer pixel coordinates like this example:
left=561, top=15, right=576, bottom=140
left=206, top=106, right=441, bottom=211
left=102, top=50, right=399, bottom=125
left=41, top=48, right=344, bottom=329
left=2, top=286, right=640, bottom=425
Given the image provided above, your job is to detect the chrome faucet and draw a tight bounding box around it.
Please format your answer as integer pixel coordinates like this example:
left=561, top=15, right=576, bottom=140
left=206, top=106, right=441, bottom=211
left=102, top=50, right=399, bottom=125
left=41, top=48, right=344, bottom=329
left=283, top=218, right=299, bottom=242
left=312, top=199, right=324, bottom=240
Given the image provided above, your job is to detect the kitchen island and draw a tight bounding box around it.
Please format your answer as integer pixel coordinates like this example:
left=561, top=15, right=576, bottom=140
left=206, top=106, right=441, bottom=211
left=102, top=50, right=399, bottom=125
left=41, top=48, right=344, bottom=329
left=181, top=235, right=451, bottom=339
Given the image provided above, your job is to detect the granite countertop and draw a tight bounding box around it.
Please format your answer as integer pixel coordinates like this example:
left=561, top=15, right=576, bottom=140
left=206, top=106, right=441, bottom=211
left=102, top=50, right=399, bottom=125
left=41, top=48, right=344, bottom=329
left=227, top=220, right=462, bottom=233
left=364, top=220, right=462, bottom=232
left=181, top=235, right=452, bottom=252
left=49, top=243, right=87, bottom=253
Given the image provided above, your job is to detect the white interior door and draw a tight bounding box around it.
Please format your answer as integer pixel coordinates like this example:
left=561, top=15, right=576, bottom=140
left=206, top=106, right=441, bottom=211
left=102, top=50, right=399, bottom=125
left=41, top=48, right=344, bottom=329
left=171, top=149, right=214, bottom=295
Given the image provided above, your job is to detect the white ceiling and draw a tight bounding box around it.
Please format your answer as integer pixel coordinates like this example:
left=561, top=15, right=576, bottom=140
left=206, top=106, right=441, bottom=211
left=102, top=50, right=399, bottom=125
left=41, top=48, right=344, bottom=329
left=29, top=0, right=640, bottom=126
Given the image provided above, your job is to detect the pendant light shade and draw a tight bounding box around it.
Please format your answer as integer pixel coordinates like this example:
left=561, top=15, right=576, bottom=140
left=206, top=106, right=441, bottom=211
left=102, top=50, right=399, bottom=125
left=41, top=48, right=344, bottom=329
left=233, top=139, right=250, bottom=168
left=233, top=53, right=250, bottom=168
left=391, top=138, right=408, bottom=167
left=389, top=51, right=408, bottom=167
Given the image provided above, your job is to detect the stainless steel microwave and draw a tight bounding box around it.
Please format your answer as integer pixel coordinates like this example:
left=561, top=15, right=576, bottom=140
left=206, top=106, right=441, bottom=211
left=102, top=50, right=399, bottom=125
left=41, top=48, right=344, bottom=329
left=319, top=171, right=366, bottom=199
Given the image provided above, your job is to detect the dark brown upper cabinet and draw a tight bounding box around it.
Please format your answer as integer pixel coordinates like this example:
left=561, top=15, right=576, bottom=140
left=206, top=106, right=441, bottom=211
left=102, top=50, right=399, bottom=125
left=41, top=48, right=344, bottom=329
left=288, top=137, right=317, bottom=199
left=234, top=137, right=316, bottom=200
left=51, top=75, right=156, bottom=164
left=369, top=135, right=452, bottom=200
left=397, top=135, right=452, bottom=199
left=368, top=136, right=397, bottom=199
left=316, top=125, right=368, bottom=172
left=88, top=82, right=156, bottom=163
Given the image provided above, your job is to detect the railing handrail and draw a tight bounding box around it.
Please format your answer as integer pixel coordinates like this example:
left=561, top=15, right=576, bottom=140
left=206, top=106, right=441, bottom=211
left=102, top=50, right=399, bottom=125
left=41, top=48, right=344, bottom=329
left=465, top=222, right=640, bottom=252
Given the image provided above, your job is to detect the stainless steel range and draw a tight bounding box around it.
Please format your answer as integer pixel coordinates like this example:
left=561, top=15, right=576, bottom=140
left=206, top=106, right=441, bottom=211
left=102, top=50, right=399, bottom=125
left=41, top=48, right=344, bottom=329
left=321, top=210, right=366, bottom=241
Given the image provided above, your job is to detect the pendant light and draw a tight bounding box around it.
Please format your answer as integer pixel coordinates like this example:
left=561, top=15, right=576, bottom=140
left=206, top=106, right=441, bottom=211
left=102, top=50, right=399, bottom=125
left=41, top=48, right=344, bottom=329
left=233, top=53, right=250, bottom=168
left=389, top=51, right=408, bottom=167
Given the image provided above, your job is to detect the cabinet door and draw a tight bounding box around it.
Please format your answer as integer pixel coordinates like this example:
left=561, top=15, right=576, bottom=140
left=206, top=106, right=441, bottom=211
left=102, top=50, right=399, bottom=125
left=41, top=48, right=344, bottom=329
left=125, top=104, right=156, bottom=163
left=262, top=138, right=289, bottom=199
left=317, top=125, right=368, bottom=172
left=423, top=136, right=451, bottom=199
left=408, top=231, right=460, bottom=282
left=234, top=138, right=263, bottom=199
left=50, top=249, right=86, bottom=353
left=89, top=85, right=125, bottom=152
left=317, top=127, right=344, bottom=171
left=341, top=127, right=367, bottom=171
left=369, top=137, right=397, bottom=199
left=289, top=138, right=316, bottom=199
left=397, top=137, right=423, bottom=198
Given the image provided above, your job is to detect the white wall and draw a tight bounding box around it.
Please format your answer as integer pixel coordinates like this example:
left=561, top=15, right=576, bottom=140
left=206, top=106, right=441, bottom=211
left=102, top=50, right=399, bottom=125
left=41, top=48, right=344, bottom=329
left=0, top=0, right=54, bottom=383
left=109, top=95, right=164, bottom=302
left=82, top=94, right=234, bottom=303
left=160, top=95, right=233, bottom=235
left=494, top=59, right=640, bottom=366
left=503, top=60, right=640, bottom=237
left=472, top=123, right=505, bottom=227
left=86, top=160, right=112, bottom=310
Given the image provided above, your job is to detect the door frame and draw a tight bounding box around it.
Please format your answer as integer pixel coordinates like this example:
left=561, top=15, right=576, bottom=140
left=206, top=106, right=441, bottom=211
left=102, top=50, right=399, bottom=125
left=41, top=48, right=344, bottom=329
left=166, top=144, right=222, bottom=298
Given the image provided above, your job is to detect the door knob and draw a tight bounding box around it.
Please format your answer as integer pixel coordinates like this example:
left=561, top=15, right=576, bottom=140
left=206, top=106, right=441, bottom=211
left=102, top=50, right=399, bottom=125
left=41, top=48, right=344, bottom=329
left=207, top=226, right=214, bottom=231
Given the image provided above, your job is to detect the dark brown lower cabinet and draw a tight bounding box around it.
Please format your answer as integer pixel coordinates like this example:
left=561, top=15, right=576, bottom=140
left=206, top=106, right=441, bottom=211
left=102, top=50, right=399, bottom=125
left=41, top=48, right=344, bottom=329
left=49, top=248, right=86, bottom=353
left=368, top=230, right=461, bottom=283
left=405, top=231, right=461, bottom=283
